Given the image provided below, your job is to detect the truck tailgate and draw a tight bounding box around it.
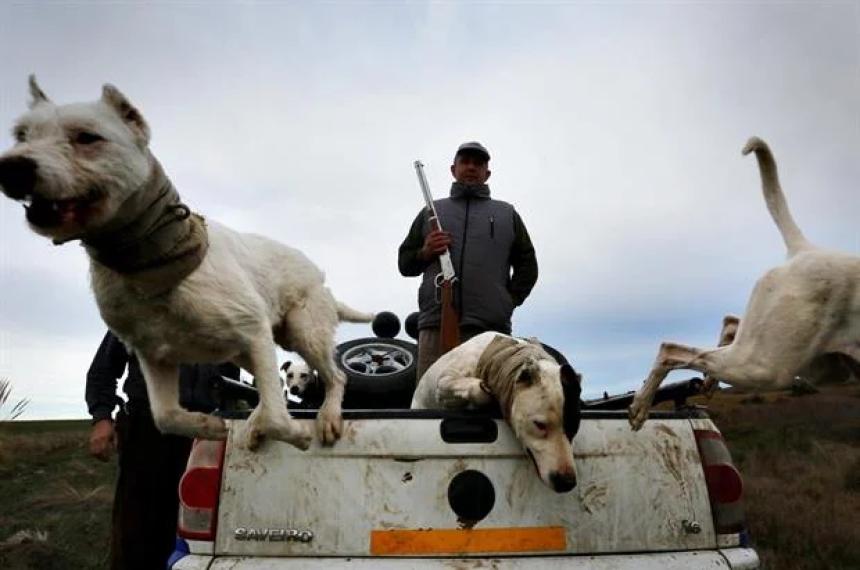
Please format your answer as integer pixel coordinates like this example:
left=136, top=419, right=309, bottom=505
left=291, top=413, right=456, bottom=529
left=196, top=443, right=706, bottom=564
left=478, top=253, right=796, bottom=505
left=215, top=415, right=715, bottom=558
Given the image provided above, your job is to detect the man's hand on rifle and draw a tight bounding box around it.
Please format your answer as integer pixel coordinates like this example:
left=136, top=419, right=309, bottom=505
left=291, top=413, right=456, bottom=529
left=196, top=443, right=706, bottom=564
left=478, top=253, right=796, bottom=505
left=419, top=229, right=452, bottom=261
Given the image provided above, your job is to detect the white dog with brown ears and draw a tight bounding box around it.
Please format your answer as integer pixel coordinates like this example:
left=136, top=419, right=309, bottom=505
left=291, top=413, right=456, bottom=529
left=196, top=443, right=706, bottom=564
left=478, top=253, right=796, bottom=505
left=0, top=77, right=374, bottom=450
left=412, top=332, right=583, bottom=493
left=629, top=137, right=860, bottom=430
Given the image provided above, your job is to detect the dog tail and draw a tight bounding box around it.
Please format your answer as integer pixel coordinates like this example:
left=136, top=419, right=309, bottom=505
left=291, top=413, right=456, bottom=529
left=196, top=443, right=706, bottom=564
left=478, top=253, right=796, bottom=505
left=742, top=137, right=812, bottom=257
left=336, top=301, right=374, bottom=323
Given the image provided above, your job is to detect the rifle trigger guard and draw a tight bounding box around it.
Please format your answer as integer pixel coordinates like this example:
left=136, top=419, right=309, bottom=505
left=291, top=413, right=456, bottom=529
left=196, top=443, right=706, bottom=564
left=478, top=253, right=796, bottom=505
left=433, top=272, right=457, bottom=304
left=434, top=272, right=443, bottom=303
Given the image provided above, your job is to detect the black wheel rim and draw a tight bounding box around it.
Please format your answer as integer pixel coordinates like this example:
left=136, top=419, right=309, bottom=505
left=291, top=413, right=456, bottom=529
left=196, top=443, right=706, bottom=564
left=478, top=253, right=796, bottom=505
left=340, top=342, right=414, bottom=378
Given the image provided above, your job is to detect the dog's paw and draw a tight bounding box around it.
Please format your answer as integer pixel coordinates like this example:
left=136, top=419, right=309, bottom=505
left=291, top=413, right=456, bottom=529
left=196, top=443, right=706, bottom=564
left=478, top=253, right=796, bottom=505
left=266, top=415, right=313, bottom=451
left=316, top=401, right=343, bottom=446
left=627, top=399, right=649, bottom=431
left=284, top=422, right=313, bottom=451
left=316, top=408, right=343, bottom=446
left=200, top=416, right=229, bottom=440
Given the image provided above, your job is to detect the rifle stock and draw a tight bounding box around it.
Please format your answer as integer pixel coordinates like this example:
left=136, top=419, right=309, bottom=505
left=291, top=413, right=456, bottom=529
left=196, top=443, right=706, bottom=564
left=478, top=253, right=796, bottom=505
left=434, top=232, right=461, bottom=354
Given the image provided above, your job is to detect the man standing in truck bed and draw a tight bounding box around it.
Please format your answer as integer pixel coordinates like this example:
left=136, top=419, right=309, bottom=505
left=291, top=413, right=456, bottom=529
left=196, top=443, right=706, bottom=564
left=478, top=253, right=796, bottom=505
left=398, top=141, right=538, bottom=381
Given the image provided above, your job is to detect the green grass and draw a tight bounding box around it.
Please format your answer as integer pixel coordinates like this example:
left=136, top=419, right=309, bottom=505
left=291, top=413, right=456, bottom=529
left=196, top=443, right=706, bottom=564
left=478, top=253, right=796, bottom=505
left=0, top=420, right=115, bottom=570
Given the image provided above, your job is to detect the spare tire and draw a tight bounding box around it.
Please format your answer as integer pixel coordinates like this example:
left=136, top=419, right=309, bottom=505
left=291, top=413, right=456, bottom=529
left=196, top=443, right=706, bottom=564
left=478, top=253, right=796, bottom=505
left=335, top=337, right=418, bottom=408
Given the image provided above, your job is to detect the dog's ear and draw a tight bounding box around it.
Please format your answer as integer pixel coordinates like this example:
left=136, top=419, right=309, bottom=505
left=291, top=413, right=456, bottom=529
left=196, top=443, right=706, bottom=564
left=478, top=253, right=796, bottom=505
left=560, top=363, right=583, bottom=440
left=101, top=84, right=151, bottom=144
left=560, top=363, right=582, bottom=391
left=28, top=75, right=50, bottom=109
left=280, top=361, right=292, bottom=372
left=516, top=364, right=536, bottom=387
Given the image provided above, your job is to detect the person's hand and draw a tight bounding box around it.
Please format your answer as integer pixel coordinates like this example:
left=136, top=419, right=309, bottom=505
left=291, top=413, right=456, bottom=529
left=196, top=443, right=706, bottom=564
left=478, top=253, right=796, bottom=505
left=89, top=419, right=117, bottom=462
left=419, top=229, right=452, bottom=261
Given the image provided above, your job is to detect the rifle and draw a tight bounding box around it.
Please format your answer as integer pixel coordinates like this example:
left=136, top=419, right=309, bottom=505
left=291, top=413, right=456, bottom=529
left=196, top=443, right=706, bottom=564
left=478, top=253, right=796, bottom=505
left=414, top=160, right=460, bottom=353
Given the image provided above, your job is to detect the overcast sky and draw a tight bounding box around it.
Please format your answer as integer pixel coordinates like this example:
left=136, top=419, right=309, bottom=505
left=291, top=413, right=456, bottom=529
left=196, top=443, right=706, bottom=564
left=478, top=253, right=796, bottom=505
left=1, top=2, right=857, bottom=419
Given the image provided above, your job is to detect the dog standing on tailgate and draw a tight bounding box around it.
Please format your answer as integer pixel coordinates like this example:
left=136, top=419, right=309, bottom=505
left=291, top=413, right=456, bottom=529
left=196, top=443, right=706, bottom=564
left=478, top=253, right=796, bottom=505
left=629, top=137, right=860, bottom=430
left=412, top=332, right=583, bottom=493
left=0, top=77, right=374, bottom=450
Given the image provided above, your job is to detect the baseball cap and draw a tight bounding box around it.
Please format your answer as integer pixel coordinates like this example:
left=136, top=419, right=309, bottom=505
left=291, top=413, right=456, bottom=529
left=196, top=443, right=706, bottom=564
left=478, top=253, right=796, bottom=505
left=454, top=141, right=490, bottom=162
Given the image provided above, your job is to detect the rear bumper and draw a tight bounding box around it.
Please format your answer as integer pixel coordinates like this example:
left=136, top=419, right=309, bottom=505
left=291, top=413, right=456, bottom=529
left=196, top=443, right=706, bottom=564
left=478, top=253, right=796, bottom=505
left=172, top=548, right=759, bottom=569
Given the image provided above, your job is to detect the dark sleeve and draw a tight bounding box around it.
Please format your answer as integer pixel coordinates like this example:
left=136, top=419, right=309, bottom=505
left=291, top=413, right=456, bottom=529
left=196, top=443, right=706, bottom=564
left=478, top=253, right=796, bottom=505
left=508, top=210, right=538, bottom=306
left=398, top=209, right=432, bottom=277
left=85, top=331, right=128, bottom=422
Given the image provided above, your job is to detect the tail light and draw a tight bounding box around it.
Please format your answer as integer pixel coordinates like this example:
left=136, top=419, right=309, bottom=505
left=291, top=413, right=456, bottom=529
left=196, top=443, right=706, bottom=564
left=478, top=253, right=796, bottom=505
left=178, top=439, right=226, bottom=541
left=694, top=429, right=746, bottom=535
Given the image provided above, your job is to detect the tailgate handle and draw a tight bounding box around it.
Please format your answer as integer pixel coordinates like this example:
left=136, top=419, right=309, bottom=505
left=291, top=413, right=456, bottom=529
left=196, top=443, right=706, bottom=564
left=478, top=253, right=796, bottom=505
left=440, top=418, right=498, bottom=443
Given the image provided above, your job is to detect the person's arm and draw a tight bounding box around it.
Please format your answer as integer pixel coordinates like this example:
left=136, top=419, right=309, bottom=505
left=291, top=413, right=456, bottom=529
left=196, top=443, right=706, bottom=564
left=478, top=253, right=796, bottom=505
left=508, top=210, right=538, bottom=306
left=398, top=210, right=431, bottom=276
left=85, top=332, right=127, bottom=423
left=85, top=332, right=128, bottom=461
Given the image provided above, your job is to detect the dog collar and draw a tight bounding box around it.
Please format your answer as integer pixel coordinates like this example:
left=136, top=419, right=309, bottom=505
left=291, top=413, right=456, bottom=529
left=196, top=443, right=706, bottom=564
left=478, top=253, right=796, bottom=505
left=82, top=159, right=209, bottom=297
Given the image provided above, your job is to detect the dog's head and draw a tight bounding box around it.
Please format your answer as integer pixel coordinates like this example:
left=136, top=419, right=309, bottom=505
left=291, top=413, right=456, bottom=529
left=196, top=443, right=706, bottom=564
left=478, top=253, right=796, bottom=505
left=281, top=360, right=318, bottom=397
left=0, top=76, right=153, bottom=243
left=509, top=359, right=582, bottom=493
left=479, top=337, right=583, bottom=493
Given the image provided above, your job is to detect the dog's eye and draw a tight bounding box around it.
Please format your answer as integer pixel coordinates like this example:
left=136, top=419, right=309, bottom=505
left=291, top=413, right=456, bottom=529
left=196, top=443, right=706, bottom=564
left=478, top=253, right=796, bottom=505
left=533, top=420, right=548, bottom=432
left=74, top=131, right=105, bottom=145
left=13, top=127, right=27, bottom=143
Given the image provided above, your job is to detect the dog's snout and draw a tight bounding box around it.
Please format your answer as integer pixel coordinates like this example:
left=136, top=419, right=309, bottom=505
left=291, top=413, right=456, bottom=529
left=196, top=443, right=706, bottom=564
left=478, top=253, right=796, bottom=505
left=289, top=386, right=301, bottom=395
left=549, top=471, right=577, bottom=493
left=0, top=155, right=38, bottom=199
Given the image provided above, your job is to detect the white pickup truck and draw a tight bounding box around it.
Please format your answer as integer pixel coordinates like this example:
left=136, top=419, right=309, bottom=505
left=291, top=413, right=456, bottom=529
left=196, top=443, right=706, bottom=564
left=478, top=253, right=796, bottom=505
left=168, top=327, right=759, bottom=570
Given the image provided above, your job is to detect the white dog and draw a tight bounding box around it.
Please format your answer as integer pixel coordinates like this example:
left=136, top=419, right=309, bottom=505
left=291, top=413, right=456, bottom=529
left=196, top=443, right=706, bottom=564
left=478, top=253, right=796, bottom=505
left=629, top=137, right=860, bottom=430
left=281, top=360, right=319, bottom=398
left=0, top=77, right=374, bottom=450
left=412, top=332, right=582, bottom=493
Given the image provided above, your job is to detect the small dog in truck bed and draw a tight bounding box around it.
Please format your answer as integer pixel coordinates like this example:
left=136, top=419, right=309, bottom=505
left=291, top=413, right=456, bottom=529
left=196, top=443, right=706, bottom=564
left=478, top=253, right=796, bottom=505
left=281, top=360, right=321, bottom=398
left=412, top=332, right=583, bottom=493
left=0, top=77, right=373, bottom=450
left=629, top=137, right=860, bottom=430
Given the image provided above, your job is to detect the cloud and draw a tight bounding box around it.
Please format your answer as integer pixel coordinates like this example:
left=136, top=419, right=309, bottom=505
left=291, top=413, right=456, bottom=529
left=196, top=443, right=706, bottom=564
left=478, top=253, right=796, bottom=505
left=0, top=3, right=857, bottom=418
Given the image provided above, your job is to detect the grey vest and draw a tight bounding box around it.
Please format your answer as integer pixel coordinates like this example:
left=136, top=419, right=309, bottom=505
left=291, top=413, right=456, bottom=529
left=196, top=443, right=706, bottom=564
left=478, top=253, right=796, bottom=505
left=418, top=187, right=516, bottom=333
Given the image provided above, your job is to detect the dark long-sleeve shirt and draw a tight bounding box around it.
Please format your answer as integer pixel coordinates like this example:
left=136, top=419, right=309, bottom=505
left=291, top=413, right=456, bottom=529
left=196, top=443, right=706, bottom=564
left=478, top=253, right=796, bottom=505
left=85, top=331, right=240, bottom=422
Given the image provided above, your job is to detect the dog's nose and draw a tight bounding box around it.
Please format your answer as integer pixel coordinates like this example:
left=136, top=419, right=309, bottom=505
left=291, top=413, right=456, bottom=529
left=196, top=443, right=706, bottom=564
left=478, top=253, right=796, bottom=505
left=549, top=471, right=577, bottom=493
left=0, top=155, right=38, bottom=200
left=289, top=386, right=301, bottom=395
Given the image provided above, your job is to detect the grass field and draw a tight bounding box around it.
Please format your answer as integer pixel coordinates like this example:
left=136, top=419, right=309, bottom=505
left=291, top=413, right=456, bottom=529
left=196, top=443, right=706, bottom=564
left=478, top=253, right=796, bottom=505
left=1, top=383, right=858, bottom=569
left=0, top=420, right=114, bottom=569
left=686, top=383, right=860, bottom=569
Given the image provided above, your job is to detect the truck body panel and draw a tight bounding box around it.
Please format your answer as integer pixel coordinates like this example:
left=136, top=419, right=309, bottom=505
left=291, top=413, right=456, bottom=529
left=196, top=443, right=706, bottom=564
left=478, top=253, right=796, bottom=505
left=214, top=413, right=715, bottom=558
